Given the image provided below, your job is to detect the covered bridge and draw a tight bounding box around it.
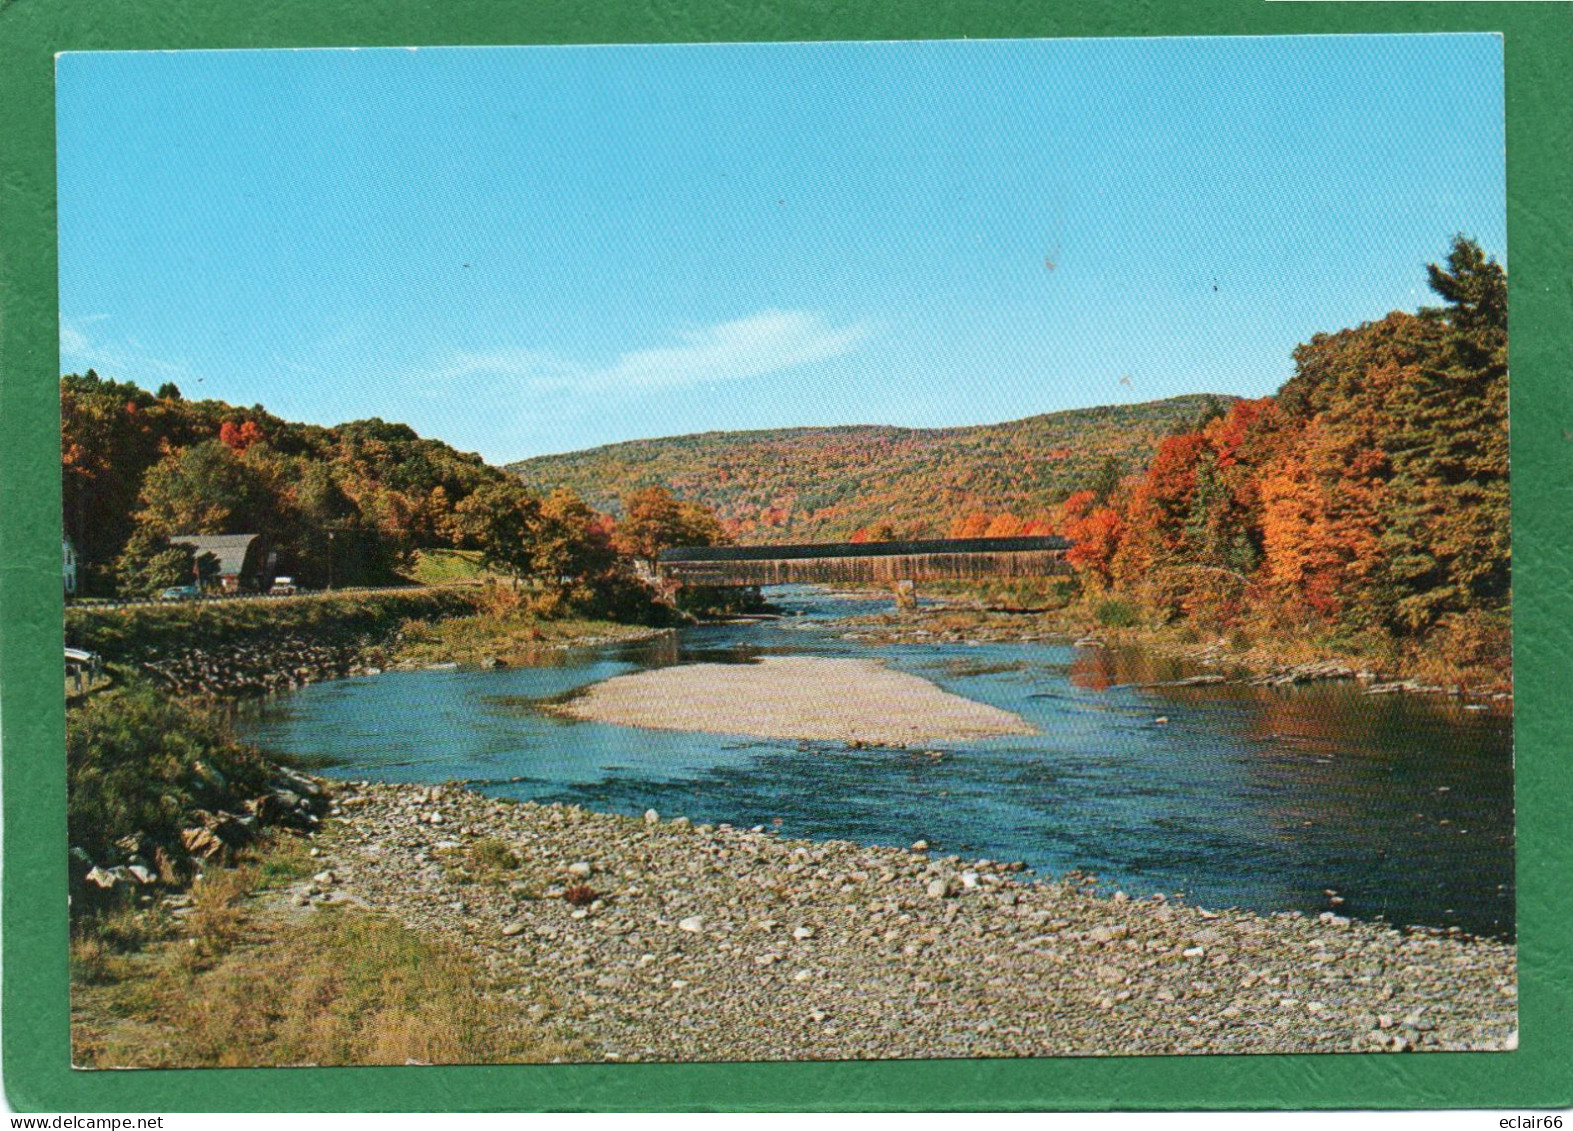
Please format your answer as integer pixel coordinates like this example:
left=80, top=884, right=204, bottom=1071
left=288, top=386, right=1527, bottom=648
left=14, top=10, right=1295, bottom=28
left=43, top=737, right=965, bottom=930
left=656, top=535, right=1071, bottom=589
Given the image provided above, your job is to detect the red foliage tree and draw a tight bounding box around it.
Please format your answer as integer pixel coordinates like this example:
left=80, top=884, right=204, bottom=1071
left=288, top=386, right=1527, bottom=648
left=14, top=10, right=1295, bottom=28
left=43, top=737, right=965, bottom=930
left=219, top=419, right=264, bottom=452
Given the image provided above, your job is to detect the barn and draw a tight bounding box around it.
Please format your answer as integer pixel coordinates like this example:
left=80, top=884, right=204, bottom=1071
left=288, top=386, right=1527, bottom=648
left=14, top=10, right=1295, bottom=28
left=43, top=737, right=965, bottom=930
left=168, top=533, right=275, bottom=593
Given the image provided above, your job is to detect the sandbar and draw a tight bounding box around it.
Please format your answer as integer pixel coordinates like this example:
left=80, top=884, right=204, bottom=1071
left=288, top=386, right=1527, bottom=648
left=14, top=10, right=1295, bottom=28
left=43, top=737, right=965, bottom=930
left=555, top=655, right=1035, bottom=745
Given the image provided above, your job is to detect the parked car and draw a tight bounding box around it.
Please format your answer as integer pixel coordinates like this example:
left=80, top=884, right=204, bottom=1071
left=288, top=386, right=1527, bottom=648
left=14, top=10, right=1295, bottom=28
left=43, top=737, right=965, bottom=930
left=268, top=576, right=298, bottom=596
left=158, top=585, right=201, bottom=600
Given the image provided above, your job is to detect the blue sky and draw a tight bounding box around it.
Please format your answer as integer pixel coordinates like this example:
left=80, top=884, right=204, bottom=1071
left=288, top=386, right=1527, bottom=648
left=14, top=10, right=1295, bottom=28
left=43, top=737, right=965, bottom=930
left=56, top=36, right=1505, bottom=463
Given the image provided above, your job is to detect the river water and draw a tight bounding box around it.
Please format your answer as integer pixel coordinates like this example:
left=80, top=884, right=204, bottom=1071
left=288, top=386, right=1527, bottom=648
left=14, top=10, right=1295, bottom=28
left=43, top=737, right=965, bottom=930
left=236, top=586, right=1515, bottom=939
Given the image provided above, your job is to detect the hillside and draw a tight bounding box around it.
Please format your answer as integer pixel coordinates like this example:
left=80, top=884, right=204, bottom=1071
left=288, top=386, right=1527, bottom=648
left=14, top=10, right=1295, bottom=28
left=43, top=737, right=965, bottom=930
left=508, top=395, right=1232, bottom=543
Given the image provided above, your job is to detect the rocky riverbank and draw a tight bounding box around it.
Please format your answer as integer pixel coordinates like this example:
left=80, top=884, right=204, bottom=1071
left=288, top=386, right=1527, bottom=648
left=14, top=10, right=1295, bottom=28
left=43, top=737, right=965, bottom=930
left=67, top=587, right=479, bottom=698
left=297, top=781, right=1517, bottom=1062
left=139, top=634, right=388, bottom=696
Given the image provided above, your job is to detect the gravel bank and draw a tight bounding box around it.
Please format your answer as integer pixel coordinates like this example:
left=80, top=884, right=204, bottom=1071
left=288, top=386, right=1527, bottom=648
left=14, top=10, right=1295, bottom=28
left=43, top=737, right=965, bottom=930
left=303, top=782, right=1517, bottom=1062
left=554, top=655, right=1035, bottom=745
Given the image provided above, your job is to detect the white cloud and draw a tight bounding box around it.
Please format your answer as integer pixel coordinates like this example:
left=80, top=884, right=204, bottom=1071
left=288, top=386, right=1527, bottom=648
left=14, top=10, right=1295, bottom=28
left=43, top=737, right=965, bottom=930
left=59, top=316, right=191, bottom=382
left=433, top=309, right=869, bottom=395
left=59, top=323, right=92, bottom=358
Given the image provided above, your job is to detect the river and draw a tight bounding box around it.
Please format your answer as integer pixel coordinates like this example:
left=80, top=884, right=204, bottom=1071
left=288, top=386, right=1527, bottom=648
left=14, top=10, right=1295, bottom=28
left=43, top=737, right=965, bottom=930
left=236, top=586, right=1515, bottom=939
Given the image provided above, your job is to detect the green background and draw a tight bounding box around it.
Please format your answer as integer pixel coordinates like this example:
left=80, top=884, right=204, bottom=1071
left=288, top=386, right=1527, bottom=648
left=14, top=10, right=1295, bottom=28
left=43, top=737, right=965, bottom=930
left=3, top=0, right=1569, bottom=1112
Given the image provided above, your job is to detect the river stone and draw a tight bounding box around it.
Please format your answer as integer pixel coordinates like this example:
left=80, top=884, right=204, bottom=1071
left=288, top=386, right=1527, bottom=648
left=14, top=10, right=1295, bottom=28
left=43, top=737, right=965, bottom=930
left=678, top=916, right=704, bottom=932
left=643, top=809, right=660, bottom=825
left=237, top=766, right=1516, bottom=1062
left=568, top=862, right=593, bottom=878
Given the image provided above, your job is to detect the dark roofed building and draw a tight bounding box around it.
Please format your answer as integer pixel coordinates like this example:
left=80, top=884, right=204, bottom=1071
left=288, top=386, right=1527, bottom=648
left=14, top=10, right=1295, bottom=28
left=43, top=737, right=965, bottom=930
left=168, top=533, right=273, bottom=592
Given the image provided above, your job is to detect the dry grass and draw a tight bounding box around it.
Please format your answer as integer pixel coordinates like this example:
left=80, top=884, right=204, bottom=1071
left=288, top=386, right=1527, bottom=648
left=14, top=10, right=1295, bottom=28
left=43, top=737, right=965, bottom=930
left=71, top=841, right=578, bottom=1068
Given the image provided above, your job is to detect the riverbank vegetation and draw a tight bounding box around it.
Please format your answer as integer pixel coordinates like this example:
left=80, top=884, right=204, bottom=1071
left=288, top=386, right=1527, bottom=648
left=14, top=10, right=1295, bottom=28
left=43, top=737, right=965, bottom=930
left=67, top=683, right=279, bottom=879
left=66, top=586, right=476, bottom=665
left=66, top=688, right=572, bottom=1066
left=392, top=601, right=675, bottom=667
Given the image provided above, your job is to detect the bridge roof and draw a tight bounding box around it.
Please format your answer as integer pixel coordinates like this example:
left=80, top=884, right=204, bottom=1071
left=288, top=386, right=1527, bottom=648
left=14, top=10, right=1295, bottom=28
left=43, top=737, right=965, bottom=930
left=659, top=534, right=1069, bottom=563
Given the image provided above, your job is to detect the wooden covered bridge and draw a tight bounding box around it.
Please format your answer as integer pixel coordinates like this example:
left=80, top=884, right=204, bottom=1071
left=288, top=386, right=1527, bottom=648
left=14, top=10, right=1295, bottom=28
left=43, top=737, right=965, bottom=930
left=656, top=535, right=1071, bottom=593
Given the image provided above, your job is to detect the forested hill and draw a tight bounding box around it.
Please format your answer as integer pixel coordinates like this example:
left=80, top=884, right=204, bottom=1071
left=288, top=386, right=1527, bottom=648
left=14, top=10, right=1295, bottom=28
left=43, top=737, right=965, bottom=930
left=508, top=395, right=1232, bottom=544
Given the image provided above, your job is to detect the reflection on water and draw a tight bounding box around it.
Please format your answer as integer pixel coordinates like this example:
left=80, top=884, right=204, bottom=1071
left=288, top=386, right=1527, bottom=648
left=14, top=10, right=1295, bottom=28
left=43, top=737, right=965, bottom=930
left=236, top=586, right=1514, bottom=938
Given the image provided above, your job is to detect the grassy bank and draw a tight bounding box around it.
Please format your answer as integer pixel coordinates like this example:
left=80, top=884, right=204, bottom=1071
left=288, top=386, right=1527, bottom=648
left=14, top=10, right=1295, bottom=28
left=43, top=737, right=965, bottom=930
left=66, top=587, right=480, bottom=667
left=71, top=837, right=576, bottom=1068
left=404, top=548, right=500, bottom=586
left=393, top=612, right=672, bottom=666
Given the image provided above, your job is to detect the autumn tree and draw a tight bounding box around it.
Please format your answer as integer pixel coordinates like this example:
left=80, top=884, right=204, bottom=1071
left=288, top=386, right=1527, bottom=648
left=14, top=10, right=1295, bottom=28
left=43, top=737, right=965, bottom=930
left=985, top=512, right=1024, bottom=538
left=61, top=374, right=166, bottom=590
left=135, top=439, right=277, bottom=537
left=219, top=419, right=264, bottom=452
left=533, top=489, right=618, bottom=593
left=452, top=481, right=543, bottom=585
left=614, top=486, right=727, bottom=566
left=950, top=512, right=991, bottom=539
left=1059, top=490, right=1123, bottom=588
left=850, top=522, right=898, bottom=543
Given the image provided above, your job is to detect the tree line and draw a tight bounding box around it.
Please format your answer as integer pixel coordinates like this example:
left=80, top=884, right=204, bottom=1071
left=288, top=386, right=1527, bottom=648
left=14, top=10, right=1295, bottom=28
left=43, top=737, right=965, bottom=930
left=1048, top=236, right=1508, bottom=671
left=61, top=377, right=728, bottom=610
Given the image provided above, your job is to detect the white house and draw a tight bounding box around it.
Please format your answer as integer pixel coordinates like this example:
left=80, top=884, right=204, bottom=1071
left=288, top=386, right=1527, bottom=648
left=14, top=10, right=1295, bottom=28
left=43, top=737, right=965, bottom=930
left=63, top=537, right=78, bottom=596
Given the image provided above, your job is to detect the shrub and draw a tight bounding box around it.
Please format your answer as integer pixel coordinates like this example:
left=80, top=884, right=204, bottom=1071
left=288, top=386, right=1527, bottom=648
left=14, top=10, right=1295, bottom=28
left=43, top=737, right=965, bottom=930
left=474, top=580, right=525, bottom=620
left=1093, top=598, right=1141, bottom=628
left=523, top=587, right=568, bottom=620
left=675, top=584, right=768, bottom=619
left=468, top=838, right=522, bottom=873
left=569, top=570, right=679, bottom=625
left=1427, top=609, right=1512, bottom=675
left=66, top=681, right=276, bottom=869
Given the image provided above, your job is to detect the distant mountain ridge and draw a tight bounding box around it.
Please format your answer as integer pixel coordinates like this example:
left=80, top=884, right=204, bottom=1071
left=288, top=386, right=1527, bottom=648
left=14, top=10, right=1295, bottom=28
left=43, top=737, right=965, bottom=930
left=508, top=394, right=1235, bottom=544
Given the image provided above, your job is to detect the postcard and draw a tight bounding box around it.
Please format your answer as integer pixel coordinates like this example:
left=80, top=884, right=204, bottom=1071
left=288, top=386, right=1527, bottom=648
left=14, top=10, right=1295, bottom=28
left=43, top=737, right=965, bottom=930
left=5, top=15, right=1569, bottom=1114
